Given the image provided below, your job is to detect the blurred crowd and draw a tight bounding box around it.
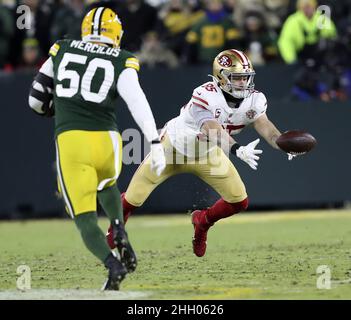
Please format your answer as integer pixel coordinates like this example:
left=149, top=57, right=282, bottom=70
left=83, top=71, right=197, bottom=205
left=0, top=0, right=351, bottom=101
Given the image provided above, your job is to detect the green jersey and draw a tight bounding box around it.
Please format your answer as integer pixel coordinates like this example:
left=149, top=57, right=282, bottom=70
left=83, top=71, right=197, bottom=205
left=49, top=39, right=140, bottom=136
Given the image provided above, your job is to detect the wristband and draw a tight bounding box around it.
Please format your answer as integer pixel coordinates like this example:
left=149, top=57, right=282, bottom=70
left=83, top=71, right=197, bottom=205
left=230, top=143, right=241, bottom=155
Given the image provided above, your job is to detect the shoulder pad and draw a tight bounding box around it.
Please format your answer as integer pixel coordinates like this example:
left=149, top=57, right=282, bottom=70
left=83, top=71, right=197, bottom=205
left=125, top=57, right=140, bottom=71
left=251, top=91, right=268, bottom=115
left=195, top=81, right=220, bottom=97
left=191, top=83, right=215, bottom=111
left=49, top=42, right=61, bottom=57
left=120, top=50, right=140, bottom=71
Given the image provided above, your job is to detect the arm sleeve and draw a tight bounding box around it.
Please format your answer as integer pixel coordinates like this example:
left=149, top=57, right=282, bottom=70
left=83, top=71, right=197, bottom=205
left=117, top=67, right=159, bottom=142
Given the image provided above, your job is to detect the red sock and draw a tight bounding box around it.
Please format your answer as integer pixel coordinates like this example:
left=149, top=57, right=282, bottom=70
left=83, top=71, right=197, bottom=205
left=205, top=197, right=249, bottom=224
left=122, top=192, right=138, bottom=223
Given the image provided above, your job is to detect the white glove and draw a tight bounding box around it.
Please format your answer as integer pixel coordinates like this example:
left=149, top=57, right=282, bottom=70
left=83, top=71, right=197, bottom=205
left=236, top=138, right=263, bottom=170
left=287, top=152, right=306, bottom=161
left=150, top=142, right=166, bottom=176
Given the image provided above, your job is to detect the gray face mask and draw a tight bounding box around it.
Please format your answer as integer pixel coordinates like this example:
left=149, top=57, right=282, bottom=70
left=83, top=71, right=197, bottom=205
left=222, top=71, right=256, bottom=99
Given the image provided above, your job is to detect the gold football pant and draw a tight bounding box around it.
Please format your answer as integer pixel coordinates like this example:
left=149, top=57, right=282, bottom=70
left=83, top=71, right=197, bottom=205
left=56, top=130, right=122, bottom=218
left=125, top=133, right=247, bottom=207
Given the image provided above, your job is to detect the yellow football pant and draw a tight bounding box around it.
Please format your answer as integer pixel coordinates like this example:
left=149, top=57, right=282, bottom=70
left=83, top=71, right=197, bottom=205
left=56, top=130, right=122, bottom=218
left=125, top=133, right=247, bottom=207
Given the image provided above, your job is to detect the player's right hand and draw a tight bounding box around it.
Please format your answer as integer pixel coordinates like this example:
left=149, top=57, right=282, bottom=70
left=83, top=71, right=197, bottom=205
left=150, top=142, right=166, bottom=176
left=236, top=138, right=263, bottom=170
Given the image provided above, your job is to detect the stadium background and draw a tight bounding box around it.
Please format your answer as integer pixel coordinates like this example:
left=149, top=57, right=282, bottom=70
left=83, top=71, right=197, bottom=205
left=0, top=0, right=350, bottom=218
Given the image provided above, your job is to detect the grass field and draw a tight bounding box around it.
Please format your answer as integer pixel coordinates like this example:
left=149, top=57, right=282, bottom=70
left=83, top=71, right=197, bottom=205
left=1, top=209, right=351, bottom=300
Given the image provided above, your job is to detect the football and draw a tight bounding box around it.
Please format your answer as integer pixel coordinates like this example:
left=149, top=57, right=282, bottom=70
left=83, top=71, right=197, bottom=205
left=276, top=130, right=317, bottom=153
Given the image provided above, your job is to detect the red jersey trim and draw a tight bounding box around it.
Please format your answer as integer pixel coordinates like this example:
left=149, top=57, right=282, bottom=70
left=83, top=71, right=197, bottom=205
left=192, top=95, right=209, bottom=106
left=192, top=102, right=209, bottom=111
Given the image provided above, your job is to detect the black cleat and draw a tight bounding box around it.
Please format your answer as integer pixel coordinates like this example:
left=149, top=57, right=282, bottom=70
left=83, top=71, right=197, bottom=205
left=112, top=219, right=137, bottom=273
left=101, top=253, right=128, bottom=291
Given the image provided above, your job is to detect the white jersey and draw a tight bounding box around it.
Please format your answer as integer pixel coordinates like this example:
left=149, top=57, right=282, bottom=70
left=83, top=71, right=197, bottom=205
left=166, top=81, right=267, bottom=158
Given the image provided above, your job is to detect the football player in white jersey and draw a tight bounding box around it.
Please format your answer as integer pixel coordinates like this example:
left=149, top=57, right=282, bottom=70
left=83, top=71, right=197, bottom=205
left=107, top=49, right=296, bottom=257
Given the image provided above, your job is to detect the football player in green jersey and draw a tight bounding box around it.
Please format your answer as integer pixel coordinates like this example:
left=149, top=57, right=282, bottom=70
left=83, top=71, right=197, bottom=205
left=28, top=7, right=166, bottom=290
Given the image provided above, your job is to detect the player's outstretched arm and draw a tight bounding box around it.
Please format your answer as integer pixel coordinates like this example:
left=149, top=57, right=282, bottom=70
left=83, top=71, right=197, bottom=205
left=253, top=113, right=281, bottom=149
left=117, top=67, right=166, bottom=176
left=253, top=114, right=302, bottom=161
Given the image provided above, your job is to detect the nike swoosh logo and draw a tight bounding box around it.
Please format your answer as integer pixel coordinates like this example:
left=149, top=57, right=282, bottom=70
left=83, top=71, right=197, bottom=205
left=196, top=91, right=201, bottom=95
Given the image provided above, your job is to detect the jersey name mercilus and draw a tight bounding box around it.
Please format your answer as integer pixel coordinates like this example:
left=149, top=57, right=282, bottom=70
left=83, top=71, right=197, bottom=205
left=70, top=40, right=120, bottom=57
